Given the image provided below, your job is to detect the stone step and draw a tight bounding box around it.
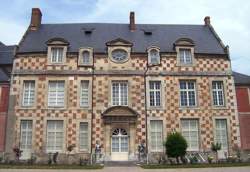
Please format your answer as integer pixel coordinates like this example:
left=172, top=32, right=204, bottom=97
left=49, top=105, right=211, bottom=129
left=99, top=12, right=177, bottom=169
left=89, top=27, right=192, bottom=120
left=104, top=161, right=138, bottom=167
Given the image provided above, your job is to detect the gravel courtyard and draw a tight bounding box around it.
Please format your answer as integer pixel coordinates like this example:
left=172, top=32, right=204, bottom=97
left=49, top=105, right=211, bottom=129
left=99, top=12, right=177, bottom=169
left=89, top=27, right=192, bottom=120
left=1, top=166, right=250, bottom=172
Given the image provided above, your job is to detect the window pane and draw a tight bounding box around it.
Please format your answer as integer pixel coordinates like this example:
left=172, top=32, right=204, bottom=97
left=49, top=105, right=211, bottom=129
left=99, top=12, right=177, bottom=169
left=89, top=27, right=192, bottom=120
left=149, top=81, right=161, bottom=107
left=51, top=47, right=63, bottom=63
left=80, top=81, right=89, bottom=107
left=48, top=81, right=65, bottom=107
left=212, top=81, right=224, bottom=106
left=180, top=49, right=192, bottom=64
left=22, top=81, right=35, bottom=106
left=112, top=82, right=128, bottom=106
left=150, top=49, right=160, bottom=64
left=79, top=122, right=88, bottom=150
left=180, top=81, right=196, bottom=107
left=150, top=120, right=163, bottom=151
left=215, top=119, right=228, bottom=150
left=82, top=51, right=90, bottom=64
left=20, top=120, right=33, bottom=150
left=47, top=120, right=63, bottom=152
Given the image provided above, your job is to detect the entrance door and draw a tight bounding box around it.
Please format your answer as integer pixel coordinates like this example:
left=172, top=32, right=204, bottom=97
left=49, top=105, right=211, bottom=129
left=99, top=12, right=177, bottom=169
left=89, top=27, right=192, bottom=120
left=111, top=128, right=129, bottom=161
left=20, top=120, right=33, bottom=159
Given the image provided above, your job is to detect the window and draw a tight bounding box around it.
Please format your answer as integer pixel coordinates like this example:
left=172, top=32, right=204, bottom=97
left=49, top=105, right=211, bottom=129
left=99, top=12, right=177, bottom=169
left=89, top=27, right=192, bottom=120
left=80, top=81, right=89, bottom=107
left=48, top=81, right=65, bottom=107
left=180, top=49, right=192, bottom=64
left=46, top=120, right=63, bottom=152
left=149, top=49, right=160, bottom=65
left=51, top=47, right=64, bottom=63
left=212, top=81, right=225, bottom=106
left=111, top=49, right=128, bottom=62
left=22, top=81, right=35, bottom=106
left=82, top=51, right=90, bottom=64
left=79, top=122, right=88, bottom=151
left=215, top=119, right=228, bottom=150
left=112, top=81, right=128, bottom=106
left=20, top=120, right=32, bottom=150
left=149, top=81, right=161, bottom=107
left=180, top=81, right=196, bottom=107
left=150, top=120, right=163, bottom=152
left=181, top=119, right=199, bottom=151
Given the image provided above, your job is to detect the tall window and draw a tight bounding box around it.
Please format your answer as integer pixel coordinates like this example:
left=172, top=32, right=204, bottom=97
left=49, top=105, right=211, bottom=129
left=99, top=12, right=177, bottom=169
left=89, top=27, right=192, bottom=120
left=149, top=49, right=160, bottom=65
left=180, top=49, right=192, bottom=64
left=150, top=120, right=163, bottom=152
left=149, top=81, right=161, bottom=107
left=47, top=120, right=63, bottom=152
left=215, top=119, right=228, bottom=150
left=112, top=81, right=128, bottom=106
left=212, top=81, right=225, bottom=106
left=180, top=81, right=196, bottom=107
left=48, top=81, right=65, bottom=107
left=79, top=122, right=88, bottom=151
left=22, top=81, right=35, bottom=106
left=80, top=81, right=89, bottom=107
left=81, top=51, right=90, bottom=65
left=20, top=120, right=32, bottom=150
left=181, top=119, right=199, bottom=151
left=51, top=47, right=63, bottom=63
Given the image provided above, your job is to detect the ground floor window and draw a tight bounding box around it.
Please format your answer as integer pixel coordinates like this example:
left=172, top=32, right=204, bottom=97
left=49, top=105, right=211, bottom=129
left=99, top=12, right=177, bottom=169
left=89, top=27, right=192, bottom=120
left=215, top=119, right=228, bottom=150
left=46, top=120, right=63, bottom=152
left=79, top=122, right=88, bottom=151
left=150, top=120, right=163, bottom=152
left=20, top=120, right=32, bottom=150
left=181, top=119, right=199, bottom=151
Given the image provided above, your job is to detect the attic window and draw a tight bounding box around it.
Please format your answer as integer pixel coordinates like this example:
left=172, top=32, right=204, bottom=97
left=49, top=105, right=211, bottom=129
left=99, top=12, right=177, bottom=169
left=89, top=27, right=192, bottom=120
left=82, top=28, right=95, bottom=35
left=85, top=30, right=92, bottom=34
left=144, top=31, right=152, bottom=35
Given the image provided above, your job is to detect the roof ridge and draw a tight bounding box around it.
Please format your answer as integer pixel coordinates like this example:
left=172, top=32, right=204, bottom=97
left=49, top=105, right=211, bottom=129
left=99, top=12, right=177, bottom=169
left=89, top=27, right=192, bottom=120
left=41, top=23, right=204, bottom=26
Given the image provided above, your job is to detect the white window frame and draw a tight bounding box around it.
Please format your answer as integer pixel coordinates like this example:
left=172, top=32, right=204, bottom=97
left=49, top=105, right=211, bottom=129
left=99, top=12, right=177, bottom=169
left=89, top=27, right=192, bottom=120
left=181, top=119, right=199, bottom=151
left=149, top=81, right=161, bottom=107
left=179, top=48, right=192, bottom=64
left=48, top=81, right=65, bottom=107
left=212, top=81, right=225, bottom=106
left=148, top=47, right=160, bottom=65
left=80, top=80, right=89, bottom=107
left=20, top=120, right=33, bottom=150
left=46, top=120, right=64, bottom=153
left=150, top=120, right=163, bottom=152
left=50, top=47, right=64, bottom=64
left=215, top=119, right=229, bottom=150
left=111, top=81, right=128, bottom=106
left=22, top=80, right=35, bottom=107
left=179, top=80, right=197, bottom=107
left=79, top=122, right=89, bottom=151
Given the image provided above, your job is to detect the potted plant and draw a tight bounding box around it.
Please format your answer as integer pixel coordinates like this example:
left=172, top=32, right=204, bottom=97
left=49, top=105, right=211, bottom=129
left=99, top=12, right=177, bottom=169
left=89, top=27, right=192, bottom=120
left=211, top=142, right=221, bottom=163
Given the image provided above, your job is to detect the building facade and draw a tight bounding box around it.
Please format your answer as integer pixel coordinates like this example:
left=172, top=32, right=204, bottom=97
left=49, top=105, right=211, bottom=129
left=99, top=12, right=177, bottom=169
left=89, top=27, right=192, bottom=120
left=5, top=8, right=240, bottom=162
left=234, top=72, right=250, bottom=150
left=0, top=42, right=15, bottom=153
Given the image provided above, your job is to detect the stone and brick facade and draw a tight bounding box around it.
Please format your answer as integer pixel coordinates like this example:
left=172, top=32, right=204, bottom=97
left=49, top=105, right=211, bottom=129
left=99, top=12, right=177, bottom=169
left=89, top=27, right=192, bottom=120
left=5, top=8, right=241, bottom=163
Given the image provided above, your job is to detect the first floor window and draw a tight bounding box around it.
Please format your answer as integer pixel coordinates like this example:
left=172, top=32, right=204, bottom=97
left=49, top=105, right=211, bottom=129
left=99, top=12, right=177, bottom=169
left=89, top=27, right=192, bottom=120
left=180, top=49, right=192, bottom=64
left=47, top=120, right=63, bottom=152
left=215, top=119, right=228, bottom=150
left=20, top=120, right=32, bottom=150
left=48, top=81, right=65, bottom=107
left=112, top=81, right=128, bottom=106
left=79, top=122, right=88, bottom=151
left=212, top=81, right=225, bottom=106
left=22, top=81, right=35, bottom=106
left=180, top=80, right=196, bottom=107
left=51, top=47, right=63, bottom=63
left=181, top=119, right=199, bottom=151
left=150, top=120, right=163, bottom=152
left=149, top=81, right=161, bottom=107
left=80, top=81, right=89, bottom=107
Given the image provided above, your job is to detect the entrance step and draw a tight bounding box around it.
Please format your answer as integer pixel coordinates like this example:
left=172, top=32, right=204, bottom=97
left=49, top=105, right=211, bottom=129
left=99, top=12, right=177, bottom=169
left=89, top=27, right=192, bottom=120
left=104, top=161, right=138, bottom=167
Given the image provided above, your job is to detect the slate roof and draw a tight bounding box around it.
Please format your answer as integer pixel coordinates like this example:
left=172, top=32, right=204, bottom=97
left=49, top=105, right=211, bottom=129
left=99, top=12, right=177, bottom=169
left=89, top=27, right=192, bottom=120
left=233, top=72, right=250, bottom=85
left=0, top=43, right=15, bottom=65
left=0, top=68, right=10, bottom=82
left=18, top=23, right=226, bottom=54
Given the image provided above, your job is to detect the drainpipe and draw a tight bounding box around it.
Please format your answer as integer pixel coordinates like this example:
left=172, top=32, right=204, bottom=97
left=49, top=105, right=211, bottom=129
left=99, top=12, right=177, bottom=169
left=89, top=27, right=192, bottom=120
left=90, top=55, right=94, bottom=164
left=144, top=55, right=149, bottom=160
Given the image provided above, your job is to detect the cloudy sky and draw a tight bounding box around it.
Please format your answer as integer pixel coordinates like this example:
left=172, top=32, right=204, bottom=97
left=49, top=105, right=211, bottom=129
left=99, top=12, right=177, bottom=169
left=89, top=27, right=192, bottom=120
left=0, top=0, right=249, bottom=74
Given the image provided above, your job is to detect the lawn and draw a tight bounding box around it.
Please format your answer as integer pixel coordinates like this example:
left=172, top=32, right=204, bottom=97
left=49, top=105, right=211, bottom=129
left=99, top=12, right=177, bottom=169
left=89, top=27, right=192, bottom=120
left=141, top=162, right=250, bottom=169
left=0, top=164, right=103, bottom=169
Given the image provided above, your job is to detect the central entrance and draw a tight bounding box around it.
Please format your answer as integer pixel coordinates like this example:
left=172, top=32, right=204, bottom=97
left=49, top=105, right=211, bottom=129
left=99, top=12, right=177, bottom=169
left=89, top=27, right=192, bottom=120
left=111, top=128, right=129, bottom=161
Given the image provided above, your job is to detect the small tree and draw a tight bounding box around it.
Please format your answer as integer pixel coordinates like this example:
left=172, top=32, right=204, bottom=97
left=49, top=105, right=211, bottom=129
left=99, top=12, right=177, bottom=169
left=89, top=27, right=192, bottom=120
left=211, top=142, right=221, bottom=163
left=164, top=132, right=188, bottom=164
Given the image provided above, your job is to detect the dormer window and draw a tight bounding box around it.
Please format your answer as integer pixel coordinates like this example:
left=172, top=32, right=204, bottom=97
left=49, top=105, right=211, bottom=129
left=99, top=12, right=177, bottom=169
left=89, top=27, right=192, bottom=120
left=111, top=49, right=128, bottom=62
left=78, top=48, right=93, bottom=66
left=180, top=49, right=192, bottom=64
left=147, top=47, right=160, bottom=65
left=46, top=38, right=69, bottom=65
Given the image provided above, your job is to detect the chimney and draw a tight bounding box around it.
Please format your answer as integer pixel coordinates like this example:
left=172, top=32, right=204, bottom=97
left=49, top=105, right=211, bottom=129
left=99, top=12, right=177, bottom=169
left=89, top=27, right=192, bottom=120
left=204, top=16, right=211, bottom=26
left=129, top=12, right=136, bottom=31
left=30, top=8, right=42, bottom=30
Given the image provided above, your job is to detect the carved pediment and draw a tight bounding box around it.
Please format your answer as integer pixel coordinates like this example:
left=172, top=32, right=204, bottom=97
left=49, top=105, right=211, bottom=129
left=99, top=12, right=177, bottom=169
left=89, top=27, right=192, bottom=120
left=102, top=106, right=138, bottom=117
left=106, top=38, right=133, bottom=47
left=46, top=37, right=69, bottom=46
left=174, top=38, right=195, bottom=47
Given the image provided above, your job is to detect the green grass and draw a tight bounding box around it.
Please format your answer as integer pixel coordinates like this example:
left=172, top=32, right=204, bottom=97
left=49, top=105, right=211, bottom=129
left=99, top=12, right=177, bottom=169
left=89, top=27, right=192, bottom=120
left=0, top=164, right=103, bottom=169
left=141, top=162, right=250, bottom=169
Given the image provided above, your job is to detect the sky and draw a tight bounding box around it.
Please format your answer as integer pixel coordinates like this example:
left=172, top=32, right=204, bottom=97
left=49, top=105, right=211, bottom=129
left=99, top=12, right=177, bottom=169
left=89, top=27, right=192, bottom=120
left=0, top=0, right=249, bottom=75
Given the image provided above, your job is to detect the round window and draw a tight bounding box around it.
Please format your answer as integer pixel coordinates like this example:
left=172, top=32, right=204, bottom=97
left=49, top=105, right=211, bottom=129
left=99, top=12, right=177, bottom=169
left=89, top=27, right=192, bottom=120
left=111, top=49, right=128, bottom=62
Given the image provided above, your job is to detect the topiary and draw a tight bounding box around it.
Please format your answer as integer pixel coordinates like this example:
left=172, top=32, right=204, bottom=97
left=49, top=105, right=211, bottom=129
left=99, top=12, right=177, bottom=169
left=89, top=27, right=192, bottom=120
left=164, top=132, right=188, bottom=164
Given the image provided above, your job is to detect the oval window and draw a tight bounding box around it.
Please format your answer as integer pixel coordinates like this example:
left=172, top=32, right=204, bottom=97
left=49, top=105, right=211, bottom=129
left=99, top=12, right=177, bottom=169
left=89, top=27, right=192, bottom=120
left=111, top=49, right=128, bottom=62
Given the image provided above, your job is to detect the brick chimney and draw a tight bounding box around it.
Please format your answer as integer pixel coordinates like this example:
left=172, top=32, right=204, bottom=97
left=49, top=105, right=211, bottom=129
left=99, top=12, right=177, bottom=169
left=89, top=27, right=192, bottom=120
left=204, top=16, right=211, bottom=26
left=129, top=12, right=136, bottom=31
left=30, top=8, right=42, bottom=30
